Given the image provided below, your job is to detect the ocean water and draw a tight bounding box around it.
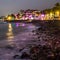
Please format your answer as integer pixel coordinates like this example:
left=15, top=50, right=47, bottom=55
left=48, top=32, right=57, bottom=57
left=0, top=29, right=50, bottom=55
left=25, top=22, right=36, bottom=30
left=0, top=20, right=60, bottom=60
left=0, top=22, right=39, bottom=60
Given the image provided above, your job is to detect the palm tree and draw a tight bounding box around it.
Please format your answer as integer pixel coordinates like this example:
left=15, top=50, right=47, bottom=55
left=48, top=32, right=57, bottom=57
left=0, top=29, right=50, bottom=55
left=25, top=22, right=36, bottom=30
left=53, top=3, right=60, bottom=18
left=43, top=9, right=53, bottom=20
left=55, top=3, right=60, bottom=7
left=11, top=14, right=15, bottom=20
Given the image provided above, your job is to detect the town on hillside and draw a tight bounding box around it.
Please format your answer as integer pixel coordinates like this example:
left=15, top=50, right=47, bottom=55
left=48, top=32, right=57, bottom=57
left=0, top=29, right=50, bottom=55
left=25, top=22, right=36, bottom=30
left=0, top=3, right=60, bottom=21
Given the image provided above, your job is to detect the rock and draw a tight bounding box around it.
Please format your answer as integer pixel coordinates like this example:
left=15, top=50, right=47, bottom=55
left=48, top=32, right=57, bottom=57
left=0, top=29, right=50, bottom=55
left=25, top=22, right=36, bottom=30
left=5, top=45, right=14, bottom=50
left=20, top=52, right=30, bottom=59
left=19, top=48, right=24, bottom=52
left=13, top=55, right=20, bottom=59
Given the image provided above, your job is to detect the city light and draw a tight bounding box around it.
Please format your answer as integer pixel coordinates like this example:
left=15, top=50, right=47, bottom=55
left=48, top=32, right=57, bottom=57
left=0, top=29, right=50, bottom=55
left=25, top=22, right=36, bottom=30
left=0, top=3, right=60, bottom=21
left=7, top=16, right=12, bottom=20
left=56, top=11, right=60, bottom=17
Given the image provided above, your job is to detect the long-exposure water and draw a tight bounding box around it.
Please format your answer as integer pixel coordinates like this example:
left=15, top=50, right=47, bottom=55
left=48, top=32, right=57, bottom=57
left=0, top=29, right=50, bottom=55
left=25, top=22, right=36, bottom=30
left=0, top=22, right=39, bottom=60
left=0, top=20, right=60, bottom=60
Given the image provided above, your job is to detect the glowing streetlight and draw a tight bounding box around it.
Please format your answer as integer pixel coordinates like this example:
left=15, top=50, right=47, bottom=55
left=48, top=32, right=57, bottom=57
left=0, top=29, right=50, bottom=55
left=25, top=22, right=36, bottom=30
left=55, top=11, right=59, bottom=17
left=7, top=16, right=12, bottom=20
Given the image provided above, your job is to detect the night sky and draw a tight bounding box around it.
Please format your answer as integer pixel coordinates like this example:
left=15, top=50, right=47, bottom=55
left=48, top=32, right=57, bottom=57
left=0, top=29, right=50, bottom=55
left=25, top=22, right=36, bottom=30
left=0, top=0, right=60, bottom=16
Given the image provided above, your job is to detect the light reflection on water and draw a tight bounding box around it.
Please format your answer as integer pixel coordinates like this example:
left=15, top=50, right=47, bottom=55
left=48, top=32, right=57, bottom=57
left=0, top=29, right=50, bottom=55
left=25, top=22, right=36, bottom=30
left=6, top=23, right=14, bottom=45
left=15, top=23, right=26, bottom=27
left=3, top=22, right=38, bottom=45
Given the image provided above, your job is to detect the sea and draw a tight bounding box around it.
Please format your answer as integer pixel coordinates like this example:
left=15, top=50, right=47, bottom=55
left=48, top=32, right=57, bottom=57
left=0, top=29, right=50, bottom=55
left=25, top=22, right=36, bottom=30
left=0, top=20, right=60, bottom=60
left=0, top=21, right=39, bottom=60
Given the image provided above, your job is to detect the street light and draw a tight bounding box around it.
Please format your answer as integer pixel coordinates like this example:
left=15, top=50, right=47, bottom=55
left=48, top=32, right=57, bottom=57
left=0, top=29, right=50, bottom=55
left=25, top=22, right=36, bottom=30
left=55, top=11, right=59, bottom=17
left=7, top=16, right=12, bottom=20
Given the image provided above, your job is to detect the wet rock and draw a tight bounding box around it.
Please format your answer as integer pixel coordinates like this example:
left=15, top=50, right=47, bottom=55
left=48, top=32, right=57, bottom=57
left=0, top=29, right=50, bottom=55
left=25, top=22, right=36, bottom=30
left=19, top=48, right=24, bottom=52
left=32, top=30, right=35, bottom=32
left=5, top=45, right=14, bottom=50
left=30, top=54, right=38, bottom=60
left=20, top=52, right=30, bottom=59
left=13, top=55, right=20, bottom=59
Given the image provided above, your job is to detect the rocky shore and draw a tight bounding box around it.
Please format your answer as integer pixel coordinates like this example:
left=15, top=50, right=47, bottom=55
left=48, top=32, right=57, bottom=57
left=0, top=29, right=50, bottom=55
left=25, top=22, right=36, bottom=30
left=0, top=20, right=60, bottom=60
left=12, top=23, right=60, bottom=60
